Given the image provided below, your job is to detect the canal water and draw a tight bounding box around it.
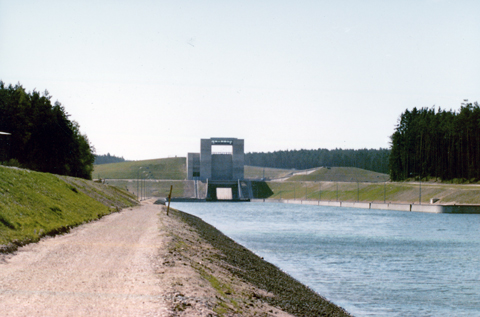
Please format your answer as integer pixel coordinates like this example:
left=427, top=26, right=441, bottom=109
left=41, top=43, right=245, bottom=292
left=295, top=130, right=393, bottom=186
left=170, top=202, right=480, bottom=317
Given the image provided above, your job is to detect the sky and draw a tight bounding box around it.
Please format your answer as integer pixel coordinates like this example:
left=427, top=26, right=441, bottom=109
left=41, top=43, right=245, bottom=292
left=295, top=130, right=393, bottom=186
left=1, top=0, right=479, bottom=160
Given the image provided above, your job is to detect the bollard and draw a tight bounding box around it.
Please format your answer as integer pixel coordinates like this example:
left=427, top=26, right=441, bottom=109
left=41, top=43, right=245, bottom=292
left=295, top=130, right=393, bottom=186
left=166, top=185, right=173, bottom=216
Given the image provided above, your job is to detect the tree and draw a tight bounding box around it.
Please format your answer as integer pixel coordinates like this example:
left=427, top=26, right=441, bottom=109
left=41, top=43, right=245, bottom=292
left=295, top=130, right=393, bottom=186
left=389, top=102, right=480, bottom=181
left=0, top=81, right=96, bottom=179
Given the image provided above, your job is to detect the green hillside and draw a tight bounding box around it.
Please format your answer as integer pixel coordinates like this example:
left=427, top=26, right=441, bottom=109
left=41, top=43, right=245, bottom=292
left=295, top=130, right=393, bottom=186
left=287, top=166, right=390, bottom=182
left=244, top=166, right=294, bottom=179
left=93, top=157, right=389, bottom=183
left=104, top=179, right=194, bottom=199
left=93, top=157, right=297, bottom=181
left=93, top=157, right=186, bottom=180
left=253, top=180, right=480, bottom=205
left=0, top=166, right=137, bottom=252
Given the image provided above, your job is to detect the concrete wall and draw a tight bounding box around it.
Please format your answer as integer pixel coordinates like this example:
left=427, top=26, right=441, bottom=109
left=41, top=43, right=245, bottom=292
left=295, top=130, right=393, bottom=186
left=370, top=203, right=412, bottom=212
left=340, top=202, right=372, bottom=209
left=232, top=139, right=244, bottom=180
left=250, top=199, right=480, bottom=214
left=194, top=138, right=244, bottom=181
left=186, top=153, right=200, bottom=180
left=211, top=154, right=233, bottom=180
left=200, top=139, right=212, bottom=180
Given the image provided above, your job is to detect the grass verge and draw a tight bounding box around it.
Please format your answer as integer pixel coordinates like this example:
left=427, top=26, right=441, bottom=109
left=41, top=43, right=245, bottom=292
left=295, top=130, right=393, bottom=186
left=261, top=181, right=480, bottom=204
left=244, top=166, right=295, bottom=179
left=0, top=166, right=137, bottom=253
left=287, top=166, right=389, bottom=182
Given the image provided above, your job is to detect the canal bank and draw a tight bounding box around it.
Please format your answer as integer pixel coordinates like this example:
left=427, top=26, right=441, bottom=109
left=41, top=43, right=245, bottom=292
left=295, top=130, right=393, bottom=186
left=171, top=201, right=480, bottom=316
left=251, top=198, right=480, bottom=213
left=166, top=206, right=353, bottom=317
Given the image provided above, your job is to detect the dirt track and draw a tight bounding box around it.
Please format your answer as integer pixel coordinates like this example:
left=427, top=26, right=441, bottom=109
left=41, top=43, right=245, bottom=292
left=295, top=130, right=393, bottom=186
left=0, top=200, right=349, bottom=316
left=0, top=202, right=170, bottom=316
left=0, top=201, right=294, bottom=317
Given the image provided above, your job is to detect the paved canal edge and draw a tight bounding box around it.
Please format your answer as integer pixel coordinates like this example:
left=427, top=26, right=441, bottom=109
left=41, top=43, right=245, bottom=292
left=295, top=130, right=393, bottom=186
left=251, top=198, right=480, bottom=214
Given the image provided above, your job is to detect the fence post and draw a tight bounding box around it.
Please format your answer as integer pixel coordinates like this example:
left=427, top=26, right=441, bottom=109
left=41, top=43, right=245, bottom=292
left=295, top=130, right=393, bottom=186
left=166, top=185, right=173, bottom=216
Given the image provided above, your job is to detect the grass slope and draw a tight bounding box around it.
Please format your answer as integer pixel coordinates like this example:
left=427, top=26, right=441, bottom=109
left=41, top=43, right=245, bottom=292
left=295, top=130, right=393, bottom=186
left=93, top=157, right=186, bottom=180
left=94, top=159, right=480, bottom=204
left=93, top=157, right=388, bottom=183
left=0, top=166, right=137, bottom=252
left=287, top=166, right=389, bottom=182
left=93, top=158, right=296, bottom=181
left=104, top=179, right=194, bottom=199
left=244, top=166, right=294, bottom=179
left=258, top=180, right=480, bottom=204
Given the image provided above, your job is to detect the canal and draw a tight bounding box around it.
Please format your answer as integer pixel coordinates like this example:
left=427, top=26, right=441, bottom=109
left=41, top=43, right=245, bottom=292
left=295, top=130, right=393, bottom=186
left=171, top=202, right=480, bottom=316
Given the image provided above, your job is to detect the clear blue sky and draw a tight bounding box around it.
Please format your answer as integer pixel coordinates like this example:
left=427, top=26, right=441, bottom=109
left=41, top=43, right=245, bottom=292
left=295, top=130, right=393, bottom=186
left=1, top=1, right=479, bottom=160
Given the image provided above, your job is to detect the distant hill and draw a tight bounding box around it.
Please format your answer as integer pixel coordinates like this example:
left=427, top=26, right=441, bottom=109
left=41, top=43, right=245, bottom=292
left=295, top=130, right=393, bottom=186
left=93, top=157, right=388, bottom=182
left=244, top=166, right=294, bottom=179
left=94, top=157, right=296, bottom=180
left=93, top=157, right=186, bottom=180
left=245, top=148, right=390, bottom=174
left=286, top=167, right=390, bottom=183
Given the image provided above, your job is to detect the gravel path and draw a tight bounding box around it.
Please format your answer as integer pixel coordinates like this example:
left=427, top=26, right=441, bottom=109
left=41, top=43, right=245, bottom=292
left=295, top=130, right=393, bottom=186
left=0, top=202, right=169, bottom=317
left=0, top=200, right=352, bottom=316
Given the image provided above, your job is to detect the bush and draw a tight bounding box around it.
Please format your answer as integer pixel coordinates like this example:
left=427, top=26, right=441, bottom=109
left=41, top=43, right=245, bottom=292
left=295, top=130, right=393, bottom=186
left=1, top=159, right=22, bottom=168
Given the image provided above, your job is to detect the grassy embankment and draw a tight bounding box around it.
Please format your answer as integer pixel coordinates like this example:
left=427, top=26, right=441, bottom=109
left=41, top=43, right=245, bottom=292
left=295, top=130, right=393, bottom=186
left=94, top=158, right=480, bottom=204
left=94, top=157, right=294, bottom=180
left=93, top=157, right=186, bottom=180
left=255, top=167, right=480, bottom=204
left=94, top=158, right=295, bottom=198
left=0, top=166, right=137, bottom=253
left=94, top=157, right=187, bottom=198
left=287, top=166, right=390, bottom=182
left=243, top=165, right=295, bottom=179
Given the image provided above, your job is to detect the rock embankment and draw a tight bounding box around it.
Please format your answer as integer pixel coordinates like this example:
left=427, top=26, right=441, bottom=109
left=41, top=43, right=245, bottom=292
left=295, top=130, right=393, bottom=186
left=165, top=207, right=352, bottom=317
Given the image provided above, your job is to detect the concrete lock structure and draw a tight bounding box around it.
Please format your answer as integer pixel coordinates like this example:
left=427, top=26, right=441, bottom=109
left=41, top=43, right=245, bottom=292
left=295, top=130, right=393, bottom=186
left=187, top=138, right=251, bottom=201
left=187, top=138, right=244, bottom=181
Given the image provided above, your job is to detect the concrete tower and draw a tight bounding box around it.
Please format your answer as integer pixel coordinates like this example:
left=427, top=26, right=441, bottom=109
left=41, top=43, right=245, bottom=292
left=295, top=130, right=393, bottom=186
left=187, top=137, right=244, bottom=181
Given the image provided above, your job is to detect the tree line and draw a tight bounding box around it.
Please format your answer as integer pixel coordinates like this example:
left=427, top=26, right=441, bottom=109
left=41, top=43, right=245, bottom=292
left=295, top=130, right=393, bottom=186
left=389, top=102, right=480, bottom=182
left=0, top=82, right=95, bottom=179
left=94, top=153, right=128, bottom=165
left=245, top=148, right=390, bottom=174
